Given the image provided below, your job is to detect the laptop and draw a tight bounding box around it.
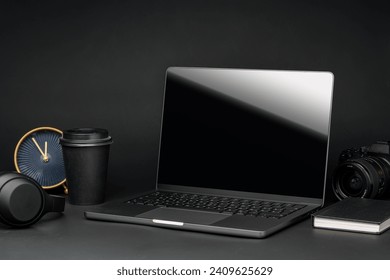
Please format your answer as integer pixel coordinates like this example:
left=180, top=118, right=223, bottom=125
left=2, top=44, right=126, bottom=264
left=85, top=67, right=334, bottom=238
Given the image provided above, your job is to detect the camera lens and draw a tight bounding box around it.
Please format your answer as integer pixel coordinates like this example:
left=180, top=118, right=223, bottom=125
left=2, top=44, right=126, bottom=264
left=333, top=156, right=390, bottom=200
left=339, top=169, right=365, bottom=196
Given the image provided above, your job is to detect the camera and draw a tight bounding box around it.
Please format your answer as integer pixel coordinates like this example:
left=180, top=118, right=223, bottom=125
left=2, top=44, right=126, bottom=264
left=332, top=141, right=390, bottom=200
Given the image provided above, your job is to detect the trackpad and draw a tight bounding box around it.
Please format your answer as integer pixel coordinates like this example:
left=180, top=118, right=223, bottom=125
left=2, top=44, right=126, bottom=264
left=137, top=207, right=230, bottom=225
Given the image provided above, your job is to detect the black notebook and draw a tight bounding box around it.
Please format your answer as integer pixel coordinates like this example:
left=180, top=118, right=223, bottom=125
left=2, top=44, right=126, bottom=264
left=312, top=198, right=390, bottom=234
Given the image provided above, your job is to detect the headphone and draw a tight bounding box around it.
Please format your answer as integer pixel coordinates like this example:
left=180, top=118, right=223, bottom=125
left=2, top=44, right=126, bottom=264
left=0, top=172, right=65, bottom=227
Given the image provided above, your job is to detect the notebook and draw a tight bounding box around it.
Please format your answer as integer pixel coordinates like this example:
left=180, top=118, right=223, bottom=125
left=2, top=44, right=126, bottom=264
left=313, top=198, right=390, bottom=234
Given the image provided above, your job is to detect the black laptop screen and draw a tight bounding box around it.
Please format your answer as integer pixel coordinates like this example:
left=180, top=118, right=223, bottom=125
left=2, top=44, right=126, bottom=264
left=158, top=68, right=333, bottom=199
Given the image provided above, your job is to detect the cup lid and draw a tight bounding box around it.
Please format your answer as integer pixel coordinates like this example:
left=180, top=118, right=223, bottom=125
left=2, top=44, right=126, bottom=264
left=60, top=128, right=113, bottom=146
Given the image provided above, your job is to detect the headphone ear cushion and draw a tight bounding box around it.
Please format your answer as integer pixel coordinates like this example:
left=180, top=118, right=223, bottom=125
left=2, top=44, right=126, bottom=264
left=0, top=176, right=44, bottom=227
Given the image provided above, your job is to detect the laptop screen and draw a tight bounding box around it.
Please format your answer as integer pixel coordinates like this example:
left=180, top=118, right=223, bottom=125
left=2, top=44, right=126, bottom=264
left=158, top=68, right=333, bottom=199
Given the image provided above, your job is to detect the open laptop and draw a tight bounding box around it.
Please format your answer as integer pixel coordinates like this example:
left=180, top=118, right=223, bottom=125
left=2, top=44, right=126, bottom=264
left=85, top=67, right=334, bottom=238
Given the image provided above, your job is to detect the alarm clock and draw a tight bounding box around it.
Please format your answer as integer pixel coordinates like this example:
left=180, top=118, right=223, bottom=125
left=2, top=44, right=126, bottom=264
left=14, top=127, right=67, bottom=193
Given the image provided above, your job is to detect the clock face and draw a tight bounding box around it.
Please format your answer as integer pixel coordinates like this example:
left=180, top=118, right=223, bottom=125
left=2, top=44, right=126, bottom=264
left=15, top=127, right=66, bottom=189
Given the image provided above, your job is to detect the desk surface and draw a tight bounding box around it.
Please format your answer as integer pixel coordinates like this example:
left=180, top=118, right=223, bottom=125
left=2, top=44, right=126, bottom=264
left=1, top=199, right=389, bottom=260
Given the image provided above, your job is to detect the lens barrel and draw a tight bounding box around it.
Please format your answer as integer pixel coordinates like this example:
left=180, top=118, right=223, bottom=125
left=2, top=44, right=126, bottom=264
left=333, top=156, right=390, bottom=200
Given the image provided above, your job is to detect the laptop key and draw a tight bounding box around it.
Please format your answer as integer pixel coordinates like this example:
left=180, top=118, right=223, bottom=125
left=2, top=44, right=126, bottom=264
left=168, top=205, right=221, bottom=213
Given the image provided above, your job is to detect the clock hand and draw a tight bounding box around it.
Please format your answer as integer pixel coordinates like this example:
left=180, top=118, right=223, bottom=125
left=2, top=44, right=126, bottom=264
left=32, top=137, right=48, bottom=162
left=45, top=141, right=48, bottom=158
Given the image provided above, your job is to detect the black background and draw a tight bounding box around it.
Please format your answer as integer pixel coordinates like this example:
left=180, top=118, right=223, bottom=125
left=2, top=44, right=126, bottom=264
left=1, top=0, right=389, bottom=203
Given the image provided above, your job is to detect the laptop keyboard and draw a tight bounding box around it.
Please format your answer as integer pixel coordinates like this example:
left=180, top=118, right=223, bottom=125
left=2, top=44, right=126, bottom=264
left=126, top=191, right=307, bottom=219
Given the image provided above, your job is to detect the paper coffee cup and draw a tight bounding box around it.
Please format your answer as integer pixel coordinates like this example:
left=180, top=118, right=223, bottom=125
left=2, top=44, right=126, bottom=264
left=60, top=128, right=113, bottom=205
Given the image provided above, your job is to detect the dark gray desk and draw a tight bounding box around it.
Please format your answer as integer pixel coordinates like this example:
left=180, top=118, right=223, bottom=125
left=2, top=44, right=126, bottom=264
left=1, top=200, right=389, bottom=260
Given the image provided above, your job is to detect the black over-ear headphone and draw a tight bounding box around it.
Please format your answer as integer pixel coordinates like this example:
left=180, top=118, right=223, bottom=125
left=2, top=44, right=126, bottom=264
left=0, top=172, right=65, bottom=227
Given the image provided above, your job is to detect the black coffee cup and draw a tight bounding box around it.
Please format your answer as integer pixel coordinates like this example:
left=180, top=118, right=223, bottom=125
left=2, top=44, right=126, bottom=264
left=60, top=128, right=113, bottom=205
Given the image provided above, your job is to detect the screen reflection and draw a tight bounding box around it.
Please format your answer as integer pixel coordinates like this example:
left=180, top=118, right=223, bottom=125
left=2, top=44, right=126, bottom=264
left=158, top=68, right=333, bottom=199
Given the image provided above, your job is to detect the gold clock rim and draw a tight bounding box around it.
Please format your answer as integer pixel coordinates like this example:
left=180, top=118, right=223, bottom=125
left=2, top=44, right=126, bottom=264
left=14, top=126, right=66, bottom=189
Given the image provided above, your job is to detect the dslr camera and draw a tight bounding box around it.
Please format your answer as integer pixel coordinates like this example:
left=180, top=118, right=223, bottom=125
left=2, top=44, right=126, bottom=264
left=333, top=141, right=390, bottom=200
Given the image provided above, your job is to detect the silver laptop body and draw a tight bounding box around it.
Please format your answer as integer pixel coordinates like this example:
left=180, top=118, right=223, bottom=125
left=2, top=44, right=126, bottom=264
left=85, top=67, right=334, bottom=238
